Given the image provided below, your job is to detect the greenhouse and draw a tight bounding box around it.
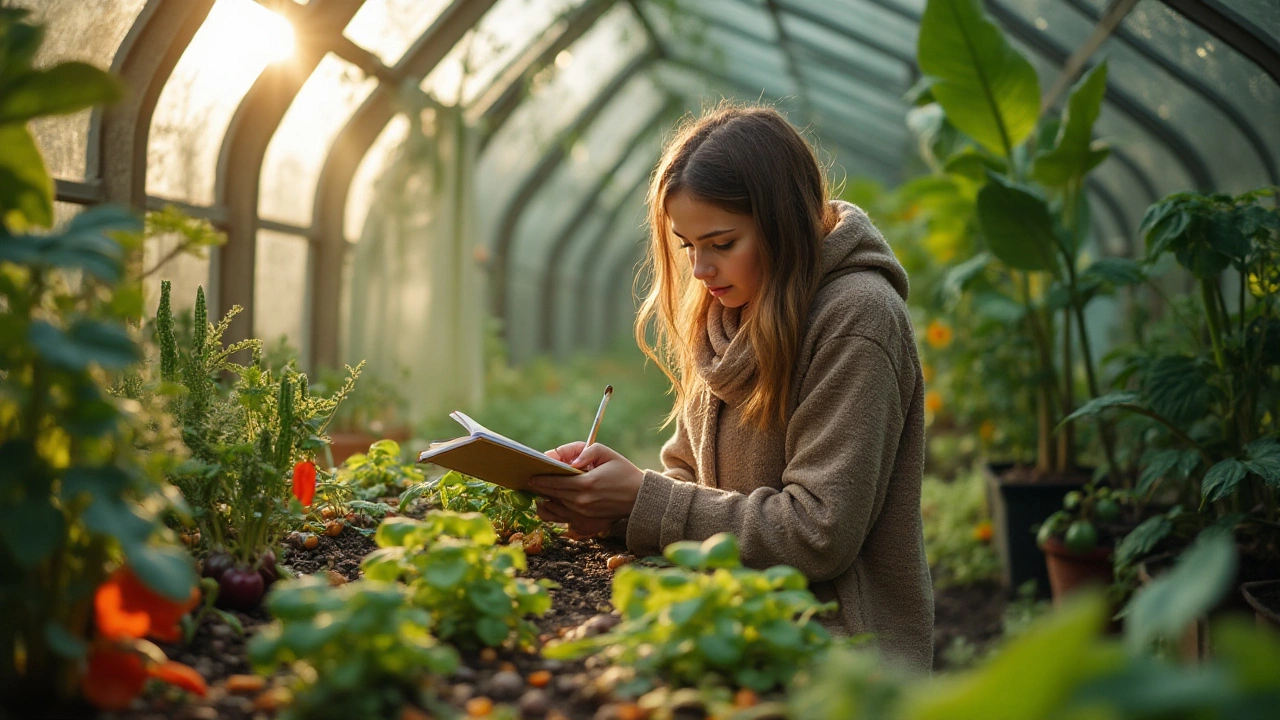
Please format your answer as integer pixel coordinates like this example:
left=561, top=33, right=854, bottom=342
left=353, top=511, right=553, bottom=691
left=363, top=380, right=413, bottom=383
left=2, top=0, right=1279, bottom=717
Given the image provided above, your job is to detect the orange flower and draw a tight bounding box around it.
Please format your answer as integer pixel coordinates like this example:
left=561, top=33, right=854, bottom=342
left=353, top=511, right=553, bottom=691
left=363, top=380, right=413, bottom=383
left=81, top=647, right=148, bottom=711
left=979, top=420, right=997, bottom=443
left=292, top=460, right=317, bottom=507
left=921, top=363, right=935, bottom=384
left=95, top=567, right=199, bottom=642
left=925, top=390, right=944, bottom=414
left=973, top=520, right=994, bottom=543
left=81, top=648, right=207, bottom=710
left=926, top=320, right=953, bottom=349
left=149, top=661, right=208, bottom=697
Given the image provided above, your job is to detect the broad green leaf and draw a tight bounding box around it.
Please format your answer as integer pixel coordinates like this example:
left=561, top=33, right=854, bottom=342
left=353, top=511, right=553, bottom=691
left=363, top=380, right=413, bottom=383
left=1201, top=459, right=1248, bottom=504
left=942, top=147, right=1007, bottom=183
left=1058, top=391, right=1140, bottom=428
left=936, top=252, right=991, bottom=305
left=1211, top=618, right=1280, bottom=692
left=1115, top=514, right=1173, bottom=569
left=1032, top=62, right=1111, bottom=188
left=474, top=616, right=510, bottom=647
left=360, top=547, right=406, bottom=581
left=1079, top=257, right=1146, bottom=290
left=1136, top=448, right=1196, bottom=495
left=28, top=320, right=138, bottom=371
left=0, top=498, right=63, bottom=567
left=971, top=290, right=1024, bottom=323
left=1143, top=355, right=1213, bottom=428
left=917, top=0, right=1040, bottom=158
left=0, top=62, right=123, bottom=125
left=701, top=533, right=741, bottom=569
left=0, top=123, right=52, bottom=227
left=1123, top=529, right=1236, bottom=655
left=759, top=618, right=804, bottom=650
left=369, top=438, right=400, bottom=457
left=765, top=565, right=808, bottom=591
left=667, top=597, right=705, bottom=626
left=1143, top=207, right=1190, bottom=261
left=976, top=173, right=1062, bottom=274
left=664, top=541, right=705, bottom=569
left=903, top=593, right=1112, bottom=720
left=422, top=553, right=468, bottom=590
left=127, top=545, right=197, bottom=603
left=696, top=623, right=745, bottom=665
left=467, top=578, right=512, bottom=617
left=1244, top=437, right=1280, bottom=489
left=375, top=516, right=423, bottom=547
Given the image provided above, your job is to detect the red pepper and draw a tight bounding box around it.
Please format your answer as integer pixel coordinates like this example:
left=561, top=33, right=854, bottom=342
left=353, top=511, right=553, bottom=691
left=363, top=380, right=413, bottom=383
left=292, top=460, right=317, bottom=507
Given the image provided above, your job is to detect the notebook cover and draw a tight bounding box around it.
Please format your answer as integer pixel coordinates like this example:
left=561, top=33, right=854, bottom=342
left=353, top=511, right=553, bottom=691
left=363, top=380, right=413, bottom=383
left=417, top=436, right=581, bottom=491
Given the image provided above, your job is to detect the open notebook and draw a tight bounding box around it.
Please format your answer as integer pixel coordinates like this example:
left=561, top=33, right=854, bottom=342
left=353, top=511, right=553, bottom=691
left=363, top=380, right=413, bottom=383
left=416, top=411, right=582, bottom=491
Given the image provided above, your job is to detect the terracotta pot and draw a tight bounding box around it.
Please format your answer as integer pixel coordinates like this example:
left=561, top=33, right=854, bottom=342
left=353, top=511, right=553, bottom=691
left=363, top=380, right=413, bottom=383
left=1241, top=580, right=1280, bottom=633
left=328, top=426, right=413, bottom=466
left=1041, top=537, right=1114, bottom=603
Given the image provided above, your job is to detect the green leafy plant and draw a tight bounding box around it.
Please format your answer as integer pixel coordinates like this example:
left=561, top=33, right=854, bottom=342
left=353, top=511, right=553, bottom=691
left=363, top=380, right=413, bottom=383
left=248, top=576, right=459, bottom=720
left=360, top=512, right=554, bottom=649
left=401, top=470, right=549, bottom=541
left=0, top=8, right=202, bottom=711
left=912, top=0, right=1147, bottom=478
left=792, top=533, right=1280, bottom=719
left=920, top=467, right=1001, bottom=588
left=1036, top=482, right=1133, bottom=555
left=544, top=533, right=836, bottom=693
left=339, top=439, right=424, bottom=501
left=1065, top=188, right=1280, bottom=571
left=152, top=280, right=362, bottom=608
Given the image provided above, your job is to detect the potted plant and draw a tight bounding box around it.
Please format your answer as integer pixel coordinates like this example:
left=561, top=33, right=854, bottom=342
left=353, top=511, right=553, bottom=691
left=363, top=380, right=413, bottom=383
left=1067, top=186, right=1280, bottom=643
left=1035, top=483, right=1132, bottom=603
left=910, top=0, right=1144, bottom=594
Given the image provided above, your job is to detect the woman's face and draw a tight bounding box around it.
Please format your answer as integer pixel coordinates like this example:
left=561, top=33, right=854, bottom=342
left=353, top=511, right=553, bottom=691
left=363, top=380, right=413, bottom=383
left=665, top=191, right=763, bottom=309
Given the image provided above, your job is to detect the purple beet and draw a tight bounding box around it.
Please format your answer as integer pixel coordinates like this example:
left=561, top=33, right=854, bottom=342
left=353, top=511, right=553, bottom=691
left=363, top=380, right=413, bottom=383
left=201, top=551, right=235, bottom=581
left=217, top=565, right=265, bottom=610
left=257, top=549, right=279, bottom=586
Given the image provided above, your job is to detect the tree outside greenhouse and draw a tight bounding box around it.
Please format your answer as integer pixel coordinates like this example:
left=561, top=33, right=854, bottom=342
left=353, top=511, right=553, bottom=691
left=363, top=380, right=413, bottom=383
left=2, top=1, right=1279, bottom=718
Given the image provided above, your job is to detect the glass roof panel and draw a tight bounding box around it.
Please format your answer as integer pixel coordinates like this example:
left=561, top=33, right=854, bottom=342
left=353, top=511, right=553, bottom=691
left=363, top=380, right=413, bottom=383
left=790, top=0, right=918, bottom=51
left=346, top=115, right=412, bottom=241
left=475, top=3, right=647, bottom=247
left=420, top=0, right=583, bottom=106
left=342, top=0, right=453, bottom=66
left=260, top=53, right=378, bottom=227
left=1003, top=0, right=1261, bottom=192
left=142, top=224, right=213, bottom=322
left=148, top=0, right=296, bottom=205
left=799, top=64, right=908, bottom=120
left=692, top=0, right=779, bottom=44
left=254, top=229, right=311, bottom=361
left=1218, top=0, right=1280, bottom=41
left=18, top=0, right=147, bottom=180
left=1114, top=0, right=1280, bottom=183
left=781, top=12, right=909, bottom=87
left=512, top=77, right=664, bottom=273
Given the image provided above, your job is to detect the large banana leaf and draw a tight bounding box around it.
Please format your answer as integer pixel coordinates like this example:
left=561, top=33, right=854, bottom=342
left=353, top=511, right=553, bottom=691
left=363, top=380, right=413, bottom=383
left=976, top=172, right=1062, bottom=274
left=1033, top=61, right=1111, bottom=188
left=917, top=0, right=1040, bottom=159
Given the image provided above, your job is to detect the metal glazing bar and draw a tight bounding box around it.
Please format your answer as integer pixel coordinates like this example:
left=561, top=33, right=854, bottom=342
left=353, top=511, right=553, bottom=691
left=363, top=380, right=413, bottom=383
left=1160, top=0, right=1280, bottom=87
left=765, top=0, right=815, bottom=123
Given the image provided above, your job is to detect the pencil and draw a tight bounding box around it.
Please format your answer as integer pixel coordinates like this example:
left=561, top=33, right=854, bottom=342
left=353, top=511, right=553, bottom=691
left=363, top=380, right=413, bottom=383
left=586, top=385, right=613, bottom=447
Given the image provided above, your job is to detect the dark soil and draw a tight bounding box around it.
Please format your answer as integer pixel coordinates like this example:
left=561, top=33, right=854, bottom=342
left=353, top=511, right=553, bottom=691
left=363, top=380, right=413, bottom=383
left=97, top=523, right=1007, bottom=720
left=931, top=580, right=1009, bottom=672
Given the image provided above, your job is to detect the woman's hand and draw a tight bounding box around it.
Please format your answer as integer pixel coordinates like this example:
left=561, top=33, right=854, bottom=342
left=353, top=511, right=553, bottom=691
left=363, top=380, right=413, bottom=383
left=534, top=497, right=613, bottom=537
left=532, top=442, right=643, bottom=520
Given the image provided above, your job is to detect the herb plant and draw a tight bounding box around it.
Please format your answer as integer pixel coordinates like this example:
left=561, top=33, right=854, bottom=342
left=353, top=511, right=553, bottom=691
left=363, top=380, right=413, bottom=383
left=249, top=576, right=459, bottom=720
left=339, top=439, right=423, bottom=501
left=153, top=280, right=362, bottom=607
left=0, top=9, right=198, bottom=711
left=544, top=533, right=836, bottom=692
left=360, top=512, right=554, bottom=649
left=401, top=470, right=551, bottom=541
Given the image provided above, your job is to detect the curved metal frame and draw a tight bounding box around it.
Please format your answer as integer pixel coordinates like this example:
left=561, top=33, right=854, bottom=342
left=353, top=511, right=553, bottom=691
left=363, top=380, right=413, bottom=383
left=214, top=0, right=366, bottom=350
left=490, top=48, right=660, bottom=323
left=1063, top=0, right=1277, bottom=184
left=1161, top=0, right=1280, bottom=86
left=310, top=0, right=500, bottom=368
left=539, top=98, right=679, bottom=353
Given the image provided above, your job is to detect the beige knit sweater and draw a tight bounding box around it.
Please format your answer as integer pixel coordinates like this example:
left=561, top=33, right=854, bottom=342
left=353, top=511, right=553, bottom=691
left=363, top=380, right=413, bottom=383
left=624, top=200, right=934, bottom=671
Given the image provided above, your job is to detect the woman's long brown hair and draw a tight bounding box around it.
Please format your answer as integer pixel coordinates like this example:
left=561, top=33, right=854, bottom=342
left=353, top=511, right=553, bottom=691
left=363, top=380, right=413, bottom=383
left=634, top=103, right=837, bottom=430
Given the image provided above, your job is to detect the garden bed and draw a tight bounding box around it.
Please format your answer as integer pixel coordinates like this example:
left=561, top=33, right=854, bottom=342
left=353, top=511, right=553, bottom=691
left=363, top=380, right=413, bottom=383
left=101, top=521, right=1007, bottom=720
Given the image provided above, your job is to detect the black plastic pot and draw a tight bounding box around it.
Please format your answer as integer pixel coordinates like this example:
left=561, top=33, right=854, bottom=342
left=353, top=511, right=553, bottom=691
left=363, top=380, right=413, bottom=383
left=983, top=462, right=1089, bottom=598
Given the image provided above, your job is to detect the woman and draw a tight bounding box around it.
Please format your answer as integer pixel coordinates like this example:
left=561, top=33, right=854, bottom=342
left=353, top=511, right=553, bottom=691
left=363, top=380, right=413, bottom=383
left=529, top=104, right=933, bottom=671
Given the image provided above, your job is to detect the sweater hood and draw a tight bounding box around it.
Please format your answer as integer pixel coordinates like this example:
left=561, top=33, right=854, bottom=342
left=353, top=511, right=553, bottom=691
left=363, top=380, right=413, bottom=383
left=820, top=200, right=909, bottom=302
